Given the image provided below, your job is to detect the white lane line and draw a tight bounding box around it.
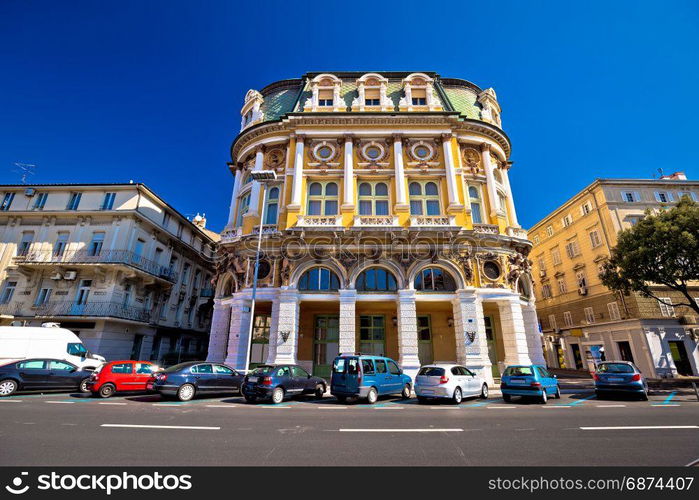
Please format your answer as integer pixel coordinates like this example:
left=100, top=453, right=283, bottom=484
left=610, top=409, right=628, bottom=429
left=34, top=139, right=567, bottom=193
left=339, top=428, right=463, bottom=432
left=596, top=404, right=626, bottom=408
left=375, top=406, right=404, bottom=410
left=319, top=406, right=347, bottom=409
left=99, top=402, right=127, bottom=406
left=544, top=405, right=572, bottom=408
left=430, top=406, right=461, bottom=409
left=487, top=406, right=517, bottom=409
left=205, top=405, right=238, bottom=408
left=0, top=400, right=23, bottom=403
left=651, top=404, right=681, bottom=407
left=258, top=406, right=291, bottom=409
left=101, top=424, right=220, bottom=430
left=152, top=404, right=184, bottom=407
left=580, top=425, right=698, bottom=431
left=46, top=401, right=74, bottom=404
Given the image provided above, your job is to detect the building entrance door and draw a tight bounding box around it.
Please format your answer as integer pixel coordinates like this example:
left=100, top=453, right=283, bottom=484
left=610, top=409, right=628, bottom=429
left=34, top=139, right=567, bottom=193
left=485, top=316, right=500, bottom=378
left=313, top=315, right=339, bottom=378
left=417, top=315, right=433, bottom=365
left=617, top=341, right=634, bottom=363
left=249, top=314, right=270, bottom=369
left=359, top=315, right=385, bottom=356
left=570, top=343, right=583, bottom=370
left=668, top=341, right=693, bottom=376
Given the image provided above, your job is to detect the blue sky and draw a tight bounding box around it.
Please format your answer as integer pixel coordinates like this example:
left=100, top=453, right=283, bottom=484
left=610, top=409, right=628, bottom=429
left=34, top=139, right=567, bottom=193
left=1, top=0, right=697, bottom=231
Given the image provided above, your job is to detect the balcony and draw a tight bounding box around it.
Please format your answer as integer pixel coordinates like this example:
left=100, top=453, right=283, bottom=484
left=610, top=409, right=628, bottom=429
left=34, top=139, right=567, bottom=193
left=296, top=215, right=343, bottom=227
left=13, top=249, right=178, bottom=283
left=409, top=215, right=457, bottom=227
left=507, top=226, right=528, bottom=239
left=473, top=224, right=500, bottom=235
left=10, top=301, right=151, bottom=323
left=353, top=215, right=399, bottom=227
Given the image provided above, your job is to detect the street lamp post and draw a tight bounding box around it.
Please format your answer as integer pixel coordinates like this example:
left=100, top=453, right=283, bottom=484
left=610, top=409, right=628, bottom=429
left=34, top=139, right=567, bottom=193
left=242, top=170, right=278, bottom=374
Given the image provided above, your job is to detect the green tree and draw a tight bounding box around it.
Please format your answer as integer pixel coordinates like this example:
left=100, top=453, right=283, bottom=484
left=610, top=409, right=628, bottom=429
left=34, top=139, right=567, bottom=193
left=599, top=197, right=699, bottom=316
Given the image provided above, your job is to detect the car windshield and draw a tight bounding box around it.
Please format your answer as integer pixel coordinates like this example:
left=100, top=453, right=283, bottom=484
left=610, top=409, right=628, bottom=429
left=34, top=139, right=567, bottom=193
left=249, top=366, right=274, bottom=376
left=597, top=363, right=634, bottom=374
left=67, top=343, right=87, bottom=356
left=418, top=367, right=445, bottom=376
left=504, top=366, right=534, bottom=376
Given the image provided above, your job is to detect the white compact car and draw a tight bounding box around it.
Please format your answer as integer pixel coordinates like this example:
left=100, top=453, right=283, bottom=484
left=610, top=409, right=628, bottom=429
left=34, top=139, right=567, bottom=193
left=415, top=363, right=488, bottom=404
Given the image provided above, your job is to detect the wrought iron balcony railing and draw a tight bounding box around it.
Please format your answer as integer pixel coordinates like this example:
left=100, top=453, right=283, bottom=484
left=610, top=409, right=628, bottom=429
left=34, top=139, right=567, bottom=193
left=33, top=301, right=151, bottom=323
left=13, top=249, right=179, bottom=283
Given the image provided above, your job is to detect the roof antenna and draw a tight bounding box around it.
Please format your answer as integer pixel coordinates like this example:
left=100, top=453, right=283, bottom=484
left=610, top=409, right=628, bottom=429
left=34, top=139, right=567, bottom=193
left=12, top=162, right=36, bottom=184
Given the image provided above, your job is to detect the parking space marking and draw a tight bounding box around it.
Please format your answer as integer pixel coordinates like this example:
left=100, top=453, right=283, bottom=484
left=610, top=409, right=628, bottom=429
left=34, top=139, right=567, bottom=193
left=258, top=405, right=291, bottom=409
left=487, top=406, right=517, bottom=409
left=319, top=406, right=347, bottom=409
left=544, top=405, right=572, bottom=408
left=375, top=406, right=404, bottom=410
left=98, top=402, right=127, bottom=405
left=568, top=395, right=596, bottom=406
left=651, top=404, right=681, bottom=407
left=662, top=391, right=678, bottom=404
left=205, top=405, right=238, bottom=408
left=339, top=428, right=463, bottom=432
left=580, top=425, right=698, bottom=431
left=101, top=424, right=220, bottom=430
left=46, top=401, right=74, bottom=404
left=429, top=406, right=461, bottom=410
left=0, top=400, right=22, bottom=403
left=596, top=404, right=626, bottom=407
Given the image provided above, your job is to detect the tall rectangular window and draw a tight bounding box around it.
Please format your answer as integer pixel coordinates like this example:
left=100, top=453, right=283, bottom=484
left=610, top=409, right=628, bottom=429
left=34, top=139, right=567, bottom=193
left=35, top=288, right=52, bottom=306
left=358, top=182, right=389, bottom=216
left=589, top=230, right=602, bottom=248
left=101, top=192, right=116, bottom=210
left=33, top=192, right=48, bottom=210
left=318, top=89, right=333, bottom=107
left=557, top=278, right=567, bottom=294
left=548, top=314, right=557, bottom=331
left=0, top=281, right=17, bottom=304
left=17, top=231, right=34, bottom=256
left=88, top=232, right=105, bottom=256
left=162, top=212, right=171, bottom=228
left=53, top=232, right=69, bottom=256
left=658, top=298, right=675, bottom=317
left=551, top=247, right=562, bottom=265
left=584, top=307, right=596, bottom=324
left=563, top=311, right=573, bottom=328
left=0, top=192, right=15, bottom=211
left=66, top=192, right=82, bottom=210
left=607, top=302, right=621, bottom=321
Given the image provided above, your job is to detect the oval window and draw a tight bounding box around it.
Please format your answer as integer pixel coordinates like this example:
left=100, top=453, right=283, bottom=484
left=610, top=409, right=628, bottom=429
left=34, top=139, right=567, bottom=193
left=483, top=261, right=501, bottom=280
left=366, top=146, right=381, bottom=159
left=415, top=146, right=429, bottom=158
left=317, top=146, right=332, bottom=159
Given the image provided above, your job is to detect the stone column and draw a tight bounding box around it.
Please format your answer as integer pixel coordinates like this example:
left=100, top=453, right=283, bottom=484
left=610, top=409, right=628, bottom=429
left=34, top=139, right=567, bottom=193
left=224, top=296, right=252, bottom=371
left=522, top=302, right=545, bottom=365
left=247, top=147, right=264, bottom=217
left=397, top=289, right=421, bottom=381
left=271, top=289, right=300, bottom=364
left=452, top=290, right=493, bottom=385
left=481, top=143, right=502, bottom=218
left=342, top=135, right=355, bottom=210
left=338, top=289, right=357, bottom=354
left=441, top=134, right=461, bottom=210
left=498, top=296, right=532, bottom=366
left=290, top=136, right=305, bottom=208
left=393, top=134, right=409, bottom=209
left=226, top=166, right=243, bottom=227
left=206, top=300, right=232, bottom=363
left=500, top=166, right=520, bottom=227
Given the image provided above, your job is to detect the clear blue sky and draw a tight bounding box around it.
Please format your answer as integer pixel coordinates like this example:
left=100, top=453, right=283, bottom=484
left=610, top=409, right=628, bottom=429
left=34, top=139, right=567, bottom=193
left=1, top=0, right=697, bottom=231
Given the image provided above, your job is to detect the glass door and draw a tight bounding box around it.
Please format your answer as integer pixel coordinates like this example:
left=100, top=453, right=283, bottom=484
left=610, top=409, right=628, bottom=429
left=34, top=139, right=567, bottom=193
left=313, top=315, right=339, bottom=378
left=417, top=315, right=433, bottom=365
left=359, top=315, right=385, bottom=356
left=71, top=279, right=91, bottom=315
left=484, top=316, right=500, bottom=378
left=249, top=314, right=271, bottom=368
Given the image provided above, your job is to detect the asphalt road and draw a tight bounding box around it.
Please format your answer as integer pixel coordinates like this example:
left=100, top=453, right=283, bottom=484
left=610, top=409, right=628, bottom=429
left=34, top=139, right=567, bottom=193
left=1, top=381, right=697, bottom=466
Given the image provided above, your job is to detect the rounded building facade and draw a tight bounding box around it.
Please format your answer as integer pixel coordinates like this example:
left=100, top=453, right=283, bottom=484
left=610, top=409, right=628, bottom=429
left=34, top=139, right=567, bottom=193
left=207, top=72, right=544, bottom=383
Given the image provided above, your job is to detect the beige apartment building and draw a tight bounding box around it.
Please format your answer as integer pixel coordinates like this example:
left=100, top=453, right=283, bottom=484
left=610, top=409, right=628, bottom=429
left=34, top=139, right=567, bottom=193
left=529, top=172, right=699, bottom=378
left=0, top=183, right=218, bottom=363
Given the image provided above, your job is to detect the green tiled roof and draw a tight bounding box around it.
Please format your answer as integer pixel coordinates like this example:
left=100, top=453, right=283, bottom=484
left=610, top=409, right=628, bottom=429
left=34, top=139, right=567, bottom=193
left=260, top=87, right=301, bottom=122
left=441, top=86, right=482, bottom=120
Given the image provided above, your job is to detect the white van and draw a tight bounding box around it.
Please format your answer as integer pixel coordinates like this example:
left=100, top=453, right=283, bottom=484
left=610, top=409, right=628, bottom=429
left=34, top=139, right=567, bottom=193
left=0, top=325, right=106, bottom=370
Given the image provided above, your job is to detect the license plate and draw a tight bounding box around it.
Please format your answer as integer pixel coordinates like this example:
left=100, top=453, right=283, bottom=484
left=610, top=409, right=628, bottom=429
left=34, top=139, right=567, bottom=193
left=248, top=377, right=258, bottom=383
left=510, top=379, right=526, bottom=385
left=608, top=377, right=624, bottom=382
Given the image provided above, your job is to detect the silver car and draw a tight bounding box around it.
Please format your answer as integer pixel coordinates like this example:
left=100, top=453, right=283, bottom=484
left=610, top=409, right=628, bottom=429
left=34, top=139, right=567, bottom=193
left=415, top=363, right=488, bottom=404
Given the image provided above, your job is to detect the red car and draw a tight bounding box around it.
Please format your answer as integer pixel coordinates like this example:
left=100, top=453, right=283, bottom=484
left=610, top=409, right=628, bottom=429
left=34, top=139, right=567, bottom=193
left=87, top=360, right=159, bottom=398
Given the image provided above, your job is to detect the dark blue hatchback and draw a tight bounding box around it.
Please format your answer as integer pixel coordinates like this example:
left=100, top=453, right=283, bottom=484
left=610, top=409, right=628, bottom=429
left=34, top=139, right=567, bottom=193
left=150, top=361, right=244, bottom=401
left=242, top=364, right=326, bottom=404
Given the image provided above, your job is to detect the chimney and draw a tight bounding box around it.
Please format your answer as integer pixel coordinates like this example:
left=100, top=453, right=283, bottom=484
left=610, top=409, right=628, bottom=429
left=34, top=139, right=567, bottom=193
left=192, top=213, right=207, bottom=229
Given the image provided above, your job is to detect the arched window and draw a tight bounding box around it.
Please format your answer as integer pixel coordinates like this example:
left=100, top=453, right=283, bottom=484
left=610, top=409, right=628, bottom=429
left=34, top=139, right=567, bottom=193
left=414, top=267, right=457, bottom=292
left=242, top=173, right=253, bottom=186
left=236, top=192, right=251, bottom=227
left=498, top=192, right=508, bottom=225
left=264, top=187, right=279, bottom=225
left=356, top=268, right=398, bottom=292
left=409, top=181, right=440, bottom=216
left=307, top=182, right=338, bottom=216
left=358, top=182, right=389, bottom=216
left=468, top=186, right=482, bottom=224
left=298, top=267, right=340, bottom=291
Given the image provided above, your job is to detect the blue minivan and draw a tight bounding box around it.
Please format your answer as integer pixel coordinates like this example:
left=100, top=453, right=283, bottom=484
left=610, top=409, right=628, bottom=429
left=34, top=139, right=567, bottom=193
left=500, top=365, right=560, bottom=404
left=330, top=354, right=412, bottom=404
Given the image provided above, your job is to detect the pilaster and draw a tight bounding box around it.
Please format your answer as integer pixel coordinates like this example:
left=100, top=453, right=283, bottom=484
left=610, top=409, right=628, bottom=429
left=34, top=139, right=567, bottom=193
left=339, top=289, right=357, bottom=354
left=270, top=289, right=300, bottom=364
left=522, top=302, right=546, bottom=365
left=224, top=297, right=252, bottom=371
left=498, top=296, right=533, bottom=366
left=397, top=289, right=420, bottom=381
left=452, top=290, right=493, bottom=385
left=206, top=300, right=231, bottom=363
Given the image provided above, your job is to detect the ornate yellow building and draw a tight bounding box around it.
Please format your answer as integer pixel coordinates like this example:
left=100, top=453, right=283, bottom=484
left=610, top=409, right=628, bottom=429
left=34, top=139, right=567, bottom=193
left=206, top=72, right=543, bottom=382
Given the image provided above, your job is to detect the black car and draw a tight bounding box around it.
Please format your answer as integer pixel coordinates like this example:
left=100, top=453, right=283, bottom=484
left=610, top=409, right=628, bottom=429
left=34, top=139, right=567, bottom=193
left=242, top=364, right=326, bottom=404
left=0, top=358, right=93, bottom=396
left=149, top=361, right=245, bottom=401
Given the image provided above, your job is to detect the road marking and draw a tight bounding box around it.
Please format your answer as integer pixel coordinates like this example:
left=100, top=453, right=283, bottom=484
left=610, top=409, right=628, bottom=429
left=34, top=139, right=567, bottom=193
left=258, top=405, right=291, bottom=408
left=580, top=425, right=698, bottom=431
left=205, top=405, right=238, bottom=408
left=338, top=428, right=463, bottom=433
left=46, top=401, right=74, bottom=404
left=0, top=399, right=22, bottom=403
left=663, top=391, right=678, bottom=404
left=487, top=406, right=517, bottom=409
left=543, top=405, right=571, bottom=408
left=568, top=395, right=596, bottom=406
left=319, top=406, right=347, bottom=409
left=152, top=403, right=186, bottom=407
left=651, top=404, right=681, bottom=407
left=98, top=402, right=127, bottom=406
left=596, top=404, right=626, bottom=407
left=375, top=406, right=404, bottom=410
left=101, top=424, right=220, bottom=430
left=430, top=406, right=461, bottom=409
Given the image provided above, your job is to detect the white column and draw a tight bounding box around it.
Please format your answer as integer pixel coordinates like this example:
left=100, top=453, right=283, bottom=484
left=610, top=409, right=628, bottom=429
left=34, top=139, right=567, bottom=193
left=500, top=165, right=519, bottom=227
left=397, top=289, right=421, bottom=381
left=224, top=296, right=252, bottom=371
left=271, top=289, right=300, bottom=364
left=226, top=167, right=243, bottom=227
left=206, top=300, right=232, bottom=363
left=290, top=136, right=305, bottom=208
left=441, top=134, right=461, bottom=209
left=498, top=296, right=532, bottom=366
left=393, top=135, right=408, bottom=208
left=522, top=302, right=545, bottom=365
left=452, top=290, right=493, bottom=385
left=481, top=143, right=502, bottom=218
left=342, top=135, right=355, bottom=209
left=339, top=289, right=357, bottom=354
left=247, top=147, right=264, bottom=216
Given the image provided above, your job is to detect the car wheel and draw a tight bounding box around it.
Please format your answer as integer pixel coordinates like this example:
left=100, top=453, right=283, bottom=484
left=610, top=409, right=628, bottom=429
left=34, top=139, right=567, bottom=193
left=314, top=384, right=325, bottom=399
left=271, top=387, right=285, bottom=404
left=401, top=384, right=411, bottom=399
left=417, top=396, right=429, bottom=404
left=98, top=384, right=115, bottom=398
left=243, top=393, right=257, bottom=403
left=177, top=383, right=196, bottom=402
left=366, top=387, right=378, bottom=404
left=452, top=387, right=463, bottom=405
left=540, top=390, right=548, bottom=404
left=554, top=386, right=561, bottom=399
left=335, top=395, right=346, bottom=403
left=640, top=389, right=649, bottom=401
left=79, top=378, right=91, bottom=393
left=480, top=384, right=489, bottom=399
left=503, top=393, right=512, bottom=403
left=0, top=379, right=18, bottom=397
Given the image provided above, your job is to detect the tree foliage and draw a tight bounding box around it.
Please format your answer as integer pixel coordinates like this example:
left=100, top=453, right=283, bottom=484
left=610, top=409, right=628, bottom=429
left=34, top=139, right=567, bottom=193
left=599, top=197, right=699, bottom=316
